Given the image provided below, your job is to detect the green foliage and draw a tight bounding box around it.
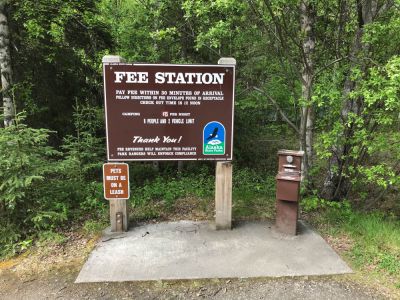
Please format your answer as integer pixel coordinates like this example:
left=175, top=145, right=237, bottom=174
left=306, top=200, right=400, bottom=290
left=60, top=103, right=106, bottom=212
left=0, top=106, right=107, bottom=258
left=82, top=219, right=108, bottom=236
left=11, top=0, right=112, bottom=137
left=314, top=56, right=400, bottom=201
left=99, top=0, right=159, bottom=62
left=36, top=231, right=67, bottom=247
left=0, top=113, right=66, bottom=255
left=128, top=164, right=159, bottom=187
left=233, top=168, right=275, bottom=196
left=316, top=207, right=400, bottom=282
left=182, top=0, right=246, bottom=51
left=0, top=113, right=62, bottom=228
left=0, top=223, right=21, bottom=258
left=233, top=170, right=276, bottom=219
left=302, top=196, right=352, bottom=214
left=130, top=167, right=277, bottom=220
left=131, top=166, right=214, bottom=209
left=132, top=205, right=161, bottom=221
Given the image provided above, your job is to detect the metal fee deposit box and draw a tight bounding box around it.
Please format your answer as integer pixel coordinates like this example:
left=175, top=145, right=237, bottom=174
left=276, top=150, right=304, bottom=235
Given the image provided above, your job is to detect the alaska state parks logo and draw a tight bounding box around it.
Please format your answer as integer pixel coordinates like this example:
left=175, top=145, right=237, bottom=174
left=203, top=121, right=225, bottom=155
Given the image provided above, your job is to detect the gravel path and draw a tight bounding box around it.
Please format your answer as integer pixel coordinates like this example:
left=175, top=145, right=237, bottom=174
left=0, top=268, right=388, bottom=300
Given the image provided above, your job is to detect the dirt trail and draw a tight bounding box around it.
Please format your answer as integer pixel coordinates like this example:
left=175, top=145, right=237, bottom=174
left=0, top=265, right=390, bottom=300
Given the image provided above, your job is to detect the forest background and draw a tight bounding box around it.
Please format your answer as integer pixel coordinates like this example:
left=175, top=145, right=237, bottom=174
left=0, top=0, right=399, bottom=292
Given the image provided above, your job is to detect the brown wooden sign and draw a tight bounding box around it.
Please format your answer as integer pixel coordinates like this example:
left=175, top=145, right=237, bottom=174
left=103, top=63, right=235, bottom=161
left=103, top=163, right=130, bottom=200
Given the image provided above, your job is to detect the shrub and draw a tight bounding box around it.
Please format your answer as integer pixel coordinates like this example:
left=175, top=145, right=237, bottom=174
left=0, top=106, right=107, bottom=258
left=0, top=113, right=62, bottom=232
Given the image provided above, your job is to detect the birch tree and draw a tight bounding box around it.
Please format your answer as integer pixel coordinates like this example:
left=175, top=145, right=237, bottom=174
left=299, top=0, right=315, bottom=182
left=0, top=1, right=14, bottom=127
left=250, top=0, right=316, bottom=183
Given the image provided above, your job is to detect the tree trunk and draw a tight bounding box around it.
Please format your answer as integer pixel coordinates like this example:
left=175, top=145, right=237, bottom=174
left=299, top=0, right=315, bottom=184
left=0, top=1, right=14, bottom=127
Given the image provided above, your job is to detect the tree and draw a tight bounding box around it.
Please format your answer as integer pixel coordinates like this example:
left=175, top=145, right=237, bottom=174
left=249, top=0, right=317, bottom=183
left=0, top=1, right=15, bottom=127
left=9, top=0, right=112, bottom=138
left=319, top=0, right=400, bottom=200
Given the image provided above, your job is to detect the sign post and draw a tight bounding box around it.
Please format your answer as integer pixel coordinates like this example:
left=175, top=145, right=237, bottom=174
left=102, top=55, right=129, bottom=232
left=215, top=57, right=236, bottom=229
left=103, top=162, right=130, bottom=232
left=102, top=55, right=236, bottom=231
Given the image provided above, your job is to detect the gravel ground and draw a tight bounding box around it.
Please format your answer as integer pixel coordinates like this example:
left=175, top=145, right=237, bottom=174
left=0, top=268, right=389, bottom=300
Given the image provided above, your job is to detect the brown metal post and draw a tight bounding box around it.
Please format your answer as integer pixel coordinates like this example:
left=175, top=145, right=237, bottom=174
left=275, top=150, right=304, bottom=235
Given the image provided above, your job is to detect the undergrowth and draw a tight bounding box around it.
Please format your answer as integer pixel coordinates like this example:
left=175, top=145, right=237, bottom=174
left=0, top=107, right=107, bottom=259
left=303, top=197, right=400, bottom=290
left=129, top=167, right=276, bottom=221
left=130, top=166, right=214, bottom=209
left=232, top=169, right=276, bottom=220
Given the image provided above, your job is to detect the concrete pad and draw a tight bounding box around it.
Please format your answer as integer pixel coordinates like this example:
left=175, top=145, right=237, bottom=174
left=76, top=221, right=352, bottom=283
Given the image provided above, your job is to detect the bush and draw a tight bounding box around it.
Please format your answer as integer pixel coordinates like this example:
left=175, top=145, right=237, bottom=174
left=0, top=113, right=62, bottom=232
left=59, top=103, right=106, bottom=213
left=0, top=106, right=107, bottom=258
left=0, top=222, right=22, bottom=258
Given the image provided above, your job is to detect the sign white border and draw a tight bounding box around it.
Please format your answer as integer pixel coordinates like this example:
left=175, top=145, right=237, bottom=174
left=103, top=63, right=236, bottom=161
left=103, top=162, right=130, bottom=200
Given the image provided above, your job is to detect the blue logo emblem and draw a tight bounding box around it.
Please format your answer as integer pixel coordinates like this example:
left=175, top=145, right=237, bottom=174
left=203, top=121, right=225, bottom=155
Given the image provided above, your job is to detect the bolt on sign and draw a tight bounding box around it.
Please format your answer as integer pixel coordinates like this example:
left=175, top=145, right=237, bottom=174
left=103, top=63, right=235, bottom=161
left=103, top=163, right=130, bottom=200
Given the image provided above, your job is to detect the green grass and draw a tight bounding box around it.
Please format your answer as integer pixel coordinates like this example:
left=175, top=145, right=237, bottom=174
left=81, top=219, right=108, bottom=236
left=129, top=167, right=277, bottom=221
left=130, top=166, right=214, bottom=209
left=303, top=197, right=400, bottom=292
left=232, top=170, right=276, bottom=220
left=35, top=230, right=68, bottom=247
left=343, top=213, right=400, bottom=275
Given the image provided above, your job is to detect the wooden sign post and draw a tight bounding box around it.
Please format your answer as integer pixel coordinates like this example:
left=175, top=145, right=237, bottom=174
left=215, top=57, right=236, bottom=230
left=103, top=161, right=130, bottom=232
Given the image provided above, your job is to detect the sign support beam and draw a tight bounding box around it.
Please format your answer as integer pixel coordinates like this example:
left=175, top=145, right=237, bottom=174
left=215, top=57, right=236, bottom=230
left=103, top=55, right=129, bottom=233
left=110, top=199, right=129, bottom=232
left=215, top=161, right=233, bottom=230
